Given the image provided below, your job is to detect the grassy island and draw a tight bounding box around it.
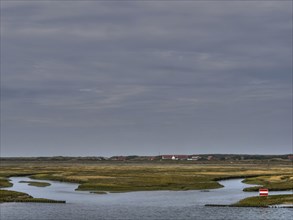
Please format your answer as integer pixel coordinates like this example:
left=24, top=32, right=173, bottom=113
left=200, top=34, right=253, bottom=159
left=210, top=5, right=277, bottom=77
left=19, top=181, right=51, bottom=187
left=233, top=194, right=293, bottom=207
left=0, top=189, right=65, bottom=203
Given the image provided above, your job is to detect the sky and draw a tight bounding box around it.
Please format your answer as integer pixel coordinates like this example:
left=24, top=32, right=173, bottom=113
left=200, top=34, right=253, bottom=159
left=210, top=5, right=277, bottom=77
left=1, top=1, right=292, bottom=157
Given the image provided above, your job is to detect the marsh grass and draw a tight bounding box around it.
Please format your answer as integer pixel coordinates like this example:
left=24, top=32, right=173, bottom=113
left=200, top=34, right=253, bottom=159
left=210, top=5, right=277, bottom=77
left=0, top=189, right=64, bottom=203
left=19, top=181, right=51, bottom=187
left=233, top=194, right=293, bottom=207
left=243, top=175, right=293, bottom=191
left=1, top=162, right=292, bottom=193
left=0, top=178, right=12, bottom=188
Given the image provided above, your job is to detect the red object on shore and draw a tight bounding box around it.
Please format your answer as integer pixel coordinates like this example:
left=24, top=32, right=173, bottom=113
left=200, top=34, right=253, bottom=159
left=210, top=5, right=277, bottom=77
left=259, top=188, right=269, bottom=196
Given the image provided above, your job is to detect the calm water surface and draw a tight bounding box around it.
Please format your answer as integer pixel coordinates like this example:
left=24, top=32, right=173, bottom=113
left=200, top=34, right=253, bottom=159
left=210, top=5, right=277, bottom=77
left=1, top=177, right=292, bottom=220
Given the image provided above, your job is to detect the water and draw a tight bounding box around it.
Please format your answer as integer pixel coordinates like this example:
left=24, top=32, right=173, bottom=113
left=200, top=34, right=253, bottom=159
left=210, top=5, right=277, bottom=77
left=1, top=177, right=292, bottom=220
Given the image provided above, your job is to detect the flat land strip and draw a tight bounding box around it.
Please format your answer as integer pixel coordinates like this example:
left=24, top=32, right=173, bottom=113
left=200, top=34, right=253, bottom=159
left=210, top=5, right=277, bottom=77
left=1, top=160, right=292, bottom=192
left=0, top=160, right=292, bottom=205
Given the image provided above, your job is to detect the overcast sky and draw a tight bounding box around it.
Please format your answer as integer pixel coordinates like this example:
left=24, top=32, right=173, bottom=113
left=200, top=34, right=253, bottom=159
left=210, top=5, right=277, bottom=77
left=1, top=1, right=292, bottom=157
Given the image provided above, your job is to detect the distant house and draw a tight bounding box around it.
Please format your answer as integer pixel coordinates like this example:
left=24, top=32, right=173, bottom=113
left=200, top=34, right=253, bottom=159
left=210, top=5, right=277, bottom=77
left=161, top=155, right=174, bottom=160
left=187, top=155, right=200, bottom=161
left=161, top=155, right=189, bottom=160
left=288, top=155, right=293, bottom=161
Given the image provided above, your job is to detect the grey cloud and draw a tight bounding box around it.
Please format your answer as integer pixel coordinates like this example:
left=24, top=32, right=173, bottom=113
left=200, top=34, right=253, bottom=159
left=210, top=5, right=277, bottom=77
left=1, top=1, right=292, bottom=156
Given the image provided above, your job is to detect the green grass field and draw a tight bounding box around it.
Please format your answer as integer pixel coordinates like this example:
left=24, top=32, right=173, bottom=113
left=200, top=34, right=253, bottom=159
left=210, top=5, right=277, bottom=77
left=1, top=161, right=292, bottom=193
left=0, top=161, right=292, bottom=205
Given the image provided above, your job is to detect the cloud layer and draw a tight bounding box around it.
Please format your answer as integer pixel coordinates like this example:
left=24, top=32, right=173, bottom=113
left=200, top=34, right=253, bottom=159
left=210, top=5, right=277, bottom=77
left=1, top=1, right=292, bottom=156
